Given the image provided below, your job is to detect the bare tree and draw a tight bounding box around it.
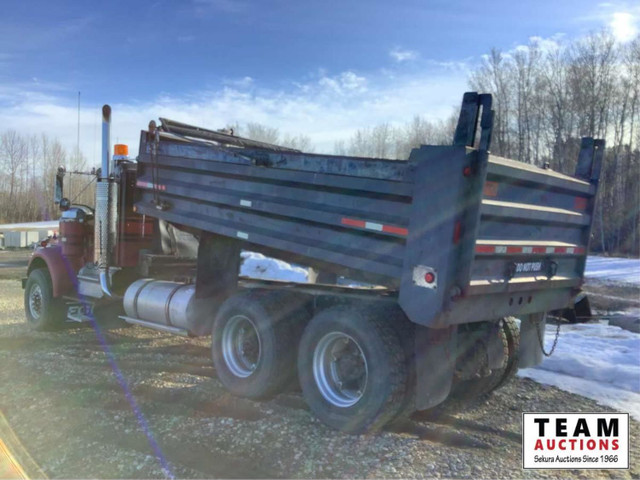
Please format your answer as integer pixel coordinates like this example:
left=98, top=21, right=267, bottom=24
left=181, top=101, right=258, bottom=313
left=242, top=123, right=281, bottom=144
left=470, top=49, right=514, bottom=158
left=0, top=131, right=28, bottom=222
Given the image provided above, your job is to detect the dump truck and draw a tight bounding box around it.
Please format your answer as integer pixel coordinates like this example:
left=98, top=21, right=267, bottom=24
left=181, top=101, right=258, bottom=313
left=22, top=92, right=604, bottom=432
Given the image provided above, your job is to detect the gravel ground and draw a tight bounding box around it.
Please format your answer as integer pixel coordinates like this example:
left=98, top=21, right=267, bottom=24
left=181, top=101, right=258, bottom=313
left=1, top=276, right=638, bottom=479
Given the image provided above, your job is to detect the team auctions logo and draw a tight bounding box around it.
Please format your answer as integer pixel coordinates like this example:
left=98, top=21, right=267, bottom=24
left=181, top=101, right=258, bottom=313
left=522, top=413, right=629, bottom=469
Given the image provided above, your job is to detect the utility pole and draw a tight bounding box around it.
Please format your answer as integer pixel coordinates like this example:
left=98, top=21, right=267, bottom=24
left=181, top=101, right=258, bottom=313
left=71, top=91, right=81, bottom=200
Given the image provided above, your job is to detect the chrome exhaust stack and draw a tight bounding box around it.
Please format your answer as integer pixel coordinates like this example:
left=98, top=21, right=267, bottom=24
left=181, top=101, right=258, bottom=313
left=95, top=105, right=117, bottom=297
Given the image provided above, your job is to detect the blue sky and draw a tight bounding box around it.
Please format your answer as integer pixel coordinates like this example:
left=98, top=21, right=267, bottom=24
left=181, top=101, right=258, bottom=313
left=0, top=0, right=638, bottom=160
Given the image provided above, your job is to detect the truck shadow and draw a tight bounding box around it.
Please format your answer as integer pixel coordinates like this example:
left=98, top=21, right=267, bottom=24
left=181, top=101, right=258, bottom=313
left=387, top=419, right=493, bottom=449
left=410, top=411, right=522, bottom=445
left=101, top=384, right=265, bottom=423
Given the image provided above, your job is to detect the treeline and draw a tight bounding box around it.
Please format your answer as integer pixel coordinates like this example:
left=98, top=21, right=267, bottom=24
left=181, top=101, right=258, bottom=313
left=231, top=122, right=315, bottom=151
left=333, top=115, right=457, bottom=159
left=337, top=32, right=640, bottom=256
left=0, top=121, right=311, bottom=225
left=0, top=131, right=95, bottom=224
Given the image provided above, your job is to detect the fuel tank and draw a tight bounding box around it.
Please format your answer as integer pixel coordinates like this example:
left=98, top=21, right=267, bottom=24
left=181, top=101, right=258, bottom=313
left=123, top=279, right=213, bottom=335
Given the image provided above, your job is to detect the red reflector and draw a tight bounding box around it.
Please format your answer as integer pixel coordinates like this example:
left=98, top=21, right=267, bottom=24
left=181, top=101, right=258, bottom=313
left=452, top=221, right=462, bottom=244
left=574, top=197, right=588, bottom=210
left=463, top=166, right=472, bottom=176
left=424, top=272, right=435, bottom=284
left=483, top=181, right=499, bottom=197
left=532, top=246, right=547, bottom=254
left=506, top=246, right=522, bottom=254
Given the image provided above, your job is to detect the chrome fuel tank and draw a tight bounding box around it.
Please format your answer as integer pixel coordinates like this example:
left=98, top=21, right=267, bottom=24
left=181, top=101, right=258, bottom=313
left=123, top=279, right=211, bottom=334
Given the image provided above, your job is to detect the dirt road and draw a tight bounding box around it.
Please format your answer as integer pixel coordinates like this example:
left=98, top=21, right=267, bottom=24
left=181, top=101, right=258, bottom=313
left=0, top=269, right=638, bottom=478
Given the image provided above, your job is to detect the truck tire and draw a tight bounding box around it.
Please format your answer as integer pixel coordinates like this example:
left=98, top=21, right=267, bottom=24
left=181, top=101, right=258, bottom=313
left=450, top=320, right=510, bottom=400
left=488, top=316, right=520, bottom=392
left=424, top=317, right=520, bottom=415
left=297, top=305, right=408, bottom=433
left=211, top=290, right=308, bottom=399
left=24, top=268, right=66, bottom=331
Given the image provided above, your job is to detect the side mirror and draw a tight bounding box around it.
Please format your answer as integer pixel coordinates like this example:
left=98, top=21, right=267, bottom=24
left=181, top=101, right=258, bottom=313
left=55, top=166, right=65, bottom=206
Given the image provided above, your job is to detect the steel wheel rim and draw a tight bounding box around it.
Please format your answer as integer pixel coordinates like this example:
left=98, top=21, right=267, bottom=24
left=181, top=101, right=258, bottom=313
left=28, top=284, right=43, bottom=320
left=221, top=315, right=261, bottom=378
left=313, top=332, right=368, bottom=408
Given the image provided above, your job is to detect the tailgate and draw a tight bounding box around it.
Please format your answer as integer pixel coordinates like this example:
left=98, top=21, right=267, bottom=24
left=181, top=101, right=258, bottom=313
left=471, top=152, right=597, bottom=295
left=398, top=92, right=604, bottom=327
left=439, top=139, right=603, bottom=326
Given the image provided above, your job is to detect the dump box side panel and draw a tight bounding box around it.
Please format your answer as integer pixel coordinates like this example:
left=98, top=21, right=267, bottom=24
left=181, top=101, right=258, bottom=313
left=135, top=134, right=414, bottom=284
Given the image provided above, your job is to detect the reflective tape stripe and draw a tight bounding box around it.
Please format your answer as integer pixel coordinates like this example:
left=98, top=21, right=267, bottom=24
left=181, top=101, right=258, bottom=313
left=135, top=180, right=166, bottom=191
left=383, top=225, right=409, bottom=236
left=341, top=218, right=366, bottom=228
left=475, top=245, right=587, bottom=255
left=475, top=245, right=495, bottom=254
left=364, top=221, right=383, bottom=232
left=341, top=218, right=408, bottom=236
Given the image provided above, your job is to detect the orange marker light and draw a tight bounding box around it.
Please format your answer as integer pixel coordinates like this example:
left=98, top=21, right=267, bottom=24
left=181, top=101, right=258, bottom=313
left=114, top=144, right=129, bottom=157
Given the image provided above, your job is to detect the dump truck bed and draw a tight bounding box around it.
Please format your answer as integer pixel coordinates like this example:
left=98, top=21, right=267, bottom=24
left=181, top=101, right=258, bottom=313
left=134, top=93, right=602, bottom=327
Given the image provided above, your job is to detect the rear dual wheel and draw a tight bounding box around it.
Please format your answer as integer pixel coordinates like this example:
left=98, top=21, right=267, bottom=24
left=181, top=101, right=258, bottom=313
left=211, top=290, right=308, bottom=399
left=212, top=294, right=411, bottom=433
left=297, top=305, right=409, bottom=433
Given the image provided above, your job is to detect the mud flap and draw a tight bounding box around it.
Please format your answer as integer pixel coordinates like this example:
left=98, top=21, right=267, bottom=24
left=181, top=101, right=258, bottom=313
left=518, top=314, right=545, bottom=368
left=192, top=232, right=242, bottom=334
left=414, top=325, right=457, bottom=410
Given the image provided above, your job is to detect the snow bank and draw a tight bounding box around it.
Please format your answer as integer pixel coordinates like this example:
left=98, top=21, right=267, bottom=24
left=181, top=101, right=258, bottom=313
left=519, top=321, right=640, bottom=419
left=240, top=251, right=308, bottom=282
left=585, top=256, right=640, bottom=286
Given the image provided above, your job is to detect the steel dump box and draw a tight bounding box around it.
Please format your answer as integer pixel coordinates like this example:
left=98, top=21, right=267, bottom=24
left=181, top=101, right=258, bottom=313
left=134, top=93, right=603, bottom=327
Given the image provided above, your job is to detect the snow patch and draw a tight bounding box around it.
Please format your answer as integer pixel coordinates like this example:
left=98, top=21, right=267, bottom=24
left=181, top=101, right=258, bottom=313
left=585, top=256, right=640, bottom=286
left=519, top=368, right=640, bottom=421
left=519, top=320, right=640, bottom=419
left=240, top=251, right=308, bottom=282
